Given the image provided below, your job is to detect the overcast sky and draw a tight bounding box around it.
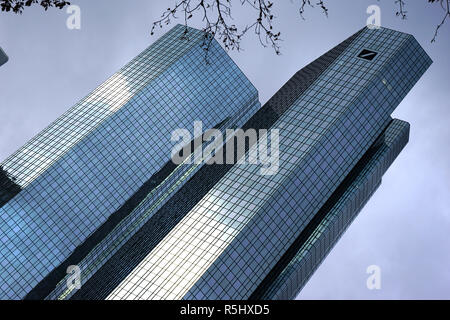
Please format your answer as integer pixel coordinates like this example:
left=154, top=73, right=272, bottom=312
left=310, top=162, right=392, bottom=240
left=0, top=0, right=449, bottom=299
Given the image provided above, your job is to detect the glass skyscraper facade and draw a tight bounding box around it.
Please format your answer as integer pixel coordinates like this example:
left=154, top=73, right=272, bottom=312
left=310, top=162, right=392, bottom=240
left=0, top=25, right=431, bottom=300
left=0, top=24, right=260, bottom=300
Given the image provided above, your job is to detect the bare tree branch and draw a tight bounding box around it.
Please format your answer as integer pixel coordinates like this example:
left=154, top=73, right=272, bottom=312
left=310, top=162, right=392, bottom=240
left=0, top=0, right=70, bottom=14
left=299, top=0, right=328, bottom=19
left=151, top=0, right=289, bottom=62
left=429, top=0, right=450, bottom=42
left=151, top=0, right=331, bottom=60
left=1, top=0, right=448, bottom=54
left=395, top=0, right=407, bottom=19
left=394, top=0, right=450, bottom=42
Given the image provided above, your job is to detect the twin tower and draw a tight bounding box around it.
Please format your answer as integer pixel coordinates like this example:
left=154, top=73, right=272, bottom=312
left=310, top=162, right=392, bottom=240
left=0, top=25, right=431, bottom=300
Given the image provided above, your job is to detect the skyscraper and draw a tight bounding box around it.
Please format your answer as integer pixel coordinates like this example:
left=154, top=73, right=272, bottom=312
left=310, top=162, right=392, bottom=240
left=0, top=25, right=431, bottom=300
left=0, top=24, right=260, bottom=300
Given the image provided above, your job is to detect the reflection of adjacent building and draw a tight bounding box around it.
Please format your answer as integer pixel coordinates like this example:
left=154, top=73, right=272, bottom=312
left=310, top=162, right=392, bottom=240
left=0, top=47, right=8, bottom=67
left=0, top=24, right=261, bottom=300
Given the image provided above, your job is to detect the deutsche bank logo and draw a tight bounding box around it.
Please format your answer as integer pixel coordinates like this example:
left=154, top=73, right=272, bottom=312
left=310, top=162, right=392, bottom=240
left=357, top=49, right=378, bottom=61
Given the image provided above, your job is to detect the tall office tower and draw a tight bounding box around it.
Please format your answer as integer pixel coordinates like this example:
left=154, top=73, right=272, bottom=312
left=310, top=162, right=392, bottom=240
left=0, top=47, right=8, bottom=67
left=0, top=24, right=261, bottom=300
left=67, top=26, right=431, bottom=300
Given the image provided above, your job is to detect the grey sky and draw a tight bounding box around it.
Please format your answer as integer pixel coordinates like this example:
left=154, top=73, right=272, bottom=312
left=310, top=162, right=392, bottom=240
left=0, top=0, right=449, bottom=299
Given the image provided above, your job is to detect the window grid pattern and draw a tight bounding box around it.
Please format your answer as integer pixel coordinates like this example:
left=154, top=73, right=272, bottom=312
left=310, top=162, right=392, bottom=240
left=184, top=28, right=431, bottom=300
left=104, top=27, right=431, bottom=300
left=73, top=26, right=364, bottom=302
left=0, top=25, right=260, bottom=299
left=47, top=87, right=260, bottom=301
left=103, top=27, right=362, bottom=301
left=1, top=25, right=198, bottom=188
left=260, top=119, right=410, bottom=299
